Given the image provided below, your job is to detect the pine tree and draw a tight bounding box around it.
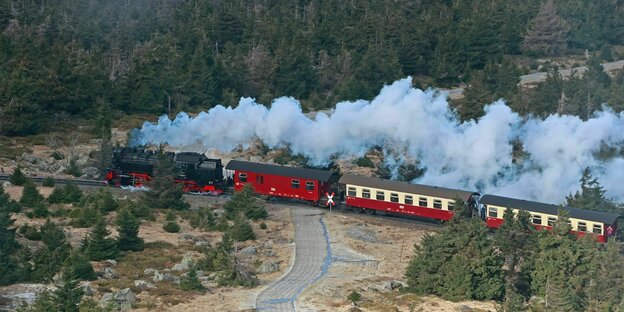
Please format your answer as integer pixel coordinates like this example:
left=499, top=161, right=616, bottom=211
left=586, top=240, right=624, bottom=310
left=20, top=181, right=44, bottom=207
left=81, top=215, right=119, bottom=261
left=116, top=208, right=144, bottom=251
left=522, top=0, right=570, bottom=56
left=52, top=266, right=84, bottom=312
left=62, top=182, right=83, bottom=204
left=180, top=268, right=204, bottom=291
left=565, top=168, right=620, bottom=213
left=9, top=166, right=27, bottom=186
left=32, top=202, right=49, bottom=218
left=229, top=218, right=256, bottom=242
left=31, top=220, right=71, bottom=282
left=65, top=251, right=97, bottom=281
left=224, top=184, right=267, bottom=220
left=0, top=199, right=21, bottom=285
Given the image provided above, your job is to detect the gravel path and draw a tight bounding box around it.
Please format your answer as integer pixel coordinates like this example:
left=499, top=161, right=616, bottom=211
left=255, top=208, right=331, bottom=312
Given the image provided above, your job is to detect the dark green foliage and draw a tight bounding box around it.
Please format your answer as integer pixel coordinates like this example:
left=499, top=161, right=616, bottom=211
left=19, top=224, right=42, bottom=241
left=180, top=268, right=204, bottom=291
left=0, top=183, right=20, bottom=213
left=31, top=220, right=72, bottom=282
left=52, top=268, right=84, bottom=312
left=565, top=168, right=621, bottom=213
left=49, top=182, right=83, bottom=205
left=224, top=184, right=267, bottom=221
left=354, top=156, right=375, bottom=168
left=65, top=252, right=97, bottom=281
left=32, top=202, right=50, bottom=218
left=529, top=213, right=597, bottom=311
left=80, top=189, right=118, bottom=213
left=228, top=219, right=256, bottom=242
left=141, top=148, right=189, bottom=210
left=116, top=208, right=144, bottom=251
left=20, top=182, right=44, bottom=207
left=585, top=240, right=624, bottom=310
left=405, top=218, right=505, bottom=301
left=0, top=193, right=21, bottom=285
left=9, top=166, right=27, bottom=186
left=65, top=159, right=82, bottom=178
left=347, top=291, right=362, bottom=304
left=163, top=221, right=181, bottom=233
left=42, top=177, right=55, bottom=187
left=70, top=206, right=99, bottom=228
left=47, top=187, right=66, bottom=204
left=81, top=216, right=119, bottom=261
left=62, top=182, right=83, bottom=204
left=259, top=222, right=267, bottom=230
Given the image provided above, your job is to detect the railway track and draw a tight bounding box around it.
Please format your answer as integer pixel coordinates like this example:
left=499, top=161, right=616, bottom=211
left=0, top=174, right=107, bottom=187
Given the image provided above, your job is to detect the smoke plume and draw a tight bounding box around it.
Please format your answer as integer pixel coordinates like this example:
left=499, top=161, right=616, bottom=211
left=133, top=78, right=624, bottom=204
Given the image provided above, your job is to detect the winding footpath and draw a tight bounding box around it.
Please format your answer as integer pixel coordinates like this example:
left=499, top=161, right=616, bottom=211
left=255, top=208, right=331, bottom=312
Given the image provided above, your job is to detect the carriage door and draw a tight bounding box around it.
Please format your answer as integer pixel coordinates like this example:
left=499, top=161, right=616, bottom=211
left=256, top=175, right=264, bottom=184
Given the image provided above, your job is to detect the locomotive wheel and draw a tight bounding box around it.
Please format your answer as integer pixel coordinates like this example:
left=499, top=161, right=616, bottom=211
left=366, top=209, right=376, bottom=215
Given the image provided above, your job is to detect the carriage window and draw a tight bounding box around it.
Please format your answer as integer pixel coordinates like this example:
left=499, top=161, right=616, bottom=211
left=390, top=193, right=399, bottom=203
left=532, top=215, right=542, bottom=225
left=404, top=195, right=413, bottom=205
left=577, top=222, right=587, bottom=232
left=433, top=199, right=442, bottom=209
left=376, top=191, right=385, bottom=201
left=447, top=201, right=455, bottom=210
left=291, top=179, right=300, bottom=188
left=488, top=207, right=498, bottom=218
left=547, top=217, right=557, bottom=227
left=347, top=187, right=356, bottom=197
left=305, top=181, right=314, bottom=191
left=362, top=189, right=371, bottom=199
left=593, top=224, right=602, bottom=234
left=238, top=173, right=247, bottom=182
left=419, top=197, right=428, bottom=207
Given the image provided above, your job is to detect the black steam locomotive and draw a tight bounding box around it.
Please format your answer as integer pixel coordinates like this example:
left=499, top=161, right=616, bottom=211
left=105, top=148, right=224, bottom=194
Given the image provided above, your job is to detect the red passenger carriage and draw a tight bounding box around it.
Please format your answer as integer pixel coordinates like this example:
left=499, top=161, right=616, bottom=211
left=226, top=160, right=334, bottom=204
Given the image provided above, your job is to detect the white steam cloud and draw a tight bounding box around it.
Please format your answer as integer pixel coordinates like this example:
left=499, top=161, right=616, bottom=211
left=133, top=77, right=624, bottom=204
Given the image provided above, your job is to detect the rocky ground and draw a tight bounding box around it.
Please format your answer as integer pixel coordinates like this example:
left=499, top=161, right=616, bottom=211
left=297, top=211, right=496, bottom=312
left=0, top=185, right=294, bottom=311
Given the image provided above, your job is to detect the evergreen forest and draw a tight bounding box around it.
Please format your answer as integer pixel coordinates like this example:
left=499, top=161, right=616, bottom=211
left=1, top=0, right=624, bottom=135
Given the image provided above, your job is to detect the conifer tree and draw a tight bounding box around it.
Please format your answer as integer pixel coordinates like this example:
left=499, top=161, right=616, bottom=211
left=180, top=268, right=204, bottom=291
left=20, top=181, right=44, bottom=207
left=65, top=251, right=97, bottom=281
left=9, top=166, right=27, bottom=186
left=522, top=0, right=570, bottom=56
left=565, top=168, right=620, bottom=213
left=62, top=181, right=83, bottom=204
left=229, top=218, right=256, bottom=242
left=224, top=184, right=267, bottom=220
left=52, top=266, right=84, bottom=312
left=31, top=220, right=71, bottom=282
left=81, top=215, right=119, bottom=261
left=0, top=200, right=21, bottom=285
left=116, top=208, right=144, bottom=251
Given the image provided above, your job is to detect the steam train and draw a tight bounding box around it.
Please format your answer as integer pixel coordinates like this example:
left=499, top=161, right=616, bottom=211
left=105, top=148, right=224, bottom=195
left=104, top=148, right=619, bottom=242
